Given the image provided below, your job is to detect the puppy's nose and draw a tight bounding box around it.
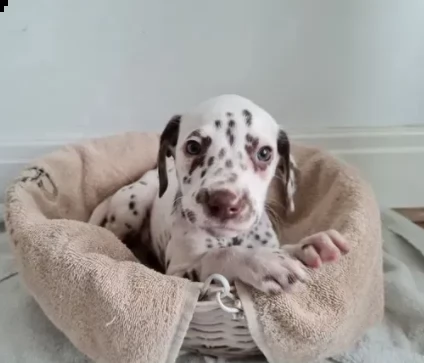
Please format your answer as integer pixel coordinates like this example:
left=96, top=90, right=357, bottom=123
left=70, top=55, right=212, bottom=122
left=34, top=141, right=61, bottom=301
left=203, top=189, right=246, bottom=220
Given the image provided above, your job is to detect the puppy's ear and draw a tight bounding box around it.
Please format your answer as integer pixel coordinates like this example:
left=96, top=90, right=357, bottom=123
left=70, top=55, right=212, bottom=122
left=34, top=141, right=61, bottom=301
left=277, top=130, right=298, bottom=213
left=158, top=115, right=181, bottom=198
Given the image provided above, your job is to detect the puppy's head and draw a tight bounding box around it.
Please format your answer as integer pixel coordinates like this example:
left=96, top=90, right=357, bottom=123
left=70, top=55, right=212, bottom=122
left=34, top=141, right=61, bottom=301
left=158, top=94, right=296, bottom=238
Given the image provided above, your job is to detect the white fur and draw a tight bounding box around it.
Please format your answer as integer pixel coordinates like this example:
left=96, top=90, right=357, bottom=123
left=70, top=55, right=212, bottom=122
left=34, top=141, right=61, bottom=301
left=89, top=95, right=348, bottom=295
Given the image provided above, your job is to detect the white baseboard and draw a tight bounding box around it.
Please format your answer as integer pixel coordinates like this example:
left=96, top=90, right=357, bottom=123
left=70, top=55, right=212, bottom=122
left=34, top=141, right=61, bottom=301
left=290, top=126, right=424, bottom=208
left=1, top=127, right=424, bottom=208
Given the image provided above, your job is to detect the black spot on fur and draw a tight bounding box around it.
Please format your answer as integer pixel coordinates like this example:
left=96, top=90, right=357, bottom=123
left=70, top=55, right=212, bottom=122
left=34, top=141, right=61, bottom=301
left=110, top=215, right=115, bottom=223
left=133, top=211, right=138, bottom=216
left=186, top=210, right=197, bottom=223
left=247, top=245, right=253, bottom=249
left=139, top=181, right=147, bottom=185
left=226, top=112, right=233, bottom=118
left=245, top=134, right=261, bottom=171
left=189, top=156, right=206, bottom=175
left=225, top=159, right=233, bottom=168
left=188, top=136, right=211, bottom=175
left=129, top=185, right=134, bottom=189
left=207, top=244, right=213, bottom=249
left=262, top=240, right=268, bottom=245
left=288, top=274, right=297, bottom=284
left=232, top=237, right=243, bottom=246
left=183, top=176, right=191, bottom=184
left=130, top=194, right=135, bottom=199
left=129, top=201, right=135, bottom=210
left=183, top=272, right=190, bottom=280
left=242, top=109, right=252, bottom=126
left=228, top=120, right=235, bottom=128
left=215, top=120, right=222, bottom=128
left=240, top=163, right=248, bottom=171
left=255, top=234, right=260, bottom=240
left=200, top=169, right=207, bottom=178
left=208, top=156, right=215, bottom=167
left=196, top=188, right=209, bottom=204
left=125, top=223, right=132, bottom=229
left=226, top=128, right=235, bottom=146
left=218, top=148, right=226, bottom=159
left=100, top=217, right=108, bottom=227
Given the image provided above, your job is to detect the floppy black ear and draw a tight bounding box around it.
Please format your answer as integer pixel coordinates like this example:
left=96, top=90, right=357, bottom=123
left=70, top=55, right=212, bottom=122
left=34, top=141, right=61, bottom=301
left=158, top=115, right=181, bottom=198
left=277, top=130, right=297, bottom=212
left=277, top=130, right=290, bottom=186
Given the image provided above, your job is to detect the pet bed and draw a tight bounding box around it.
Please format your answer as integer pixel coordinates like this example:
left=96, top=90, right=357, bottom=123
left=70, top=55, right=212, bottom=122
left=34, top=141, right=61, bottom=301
left=4, top=132, right=384, bottom=363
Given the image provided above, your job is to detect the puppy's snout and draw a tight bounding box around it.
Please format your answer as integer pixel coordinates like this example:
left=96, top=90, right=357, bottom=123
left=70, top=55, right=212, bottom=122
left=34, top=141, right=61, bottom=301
left=197, top=188, right=246, bottom=221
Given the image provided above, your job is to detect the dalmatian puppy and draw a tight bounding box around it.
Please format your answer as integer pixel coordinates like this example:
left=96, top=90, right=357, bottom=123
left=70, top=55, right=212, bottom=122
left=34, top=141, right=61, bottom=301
left=89, top=94, right=349, bottom=294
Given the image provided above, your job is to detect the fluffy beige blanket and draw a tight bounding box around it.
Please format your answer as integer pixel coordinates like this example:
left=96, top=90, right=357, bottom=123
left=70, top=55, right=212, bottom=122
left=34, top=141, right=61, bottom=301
left=4, top=132, right=384, bottom=363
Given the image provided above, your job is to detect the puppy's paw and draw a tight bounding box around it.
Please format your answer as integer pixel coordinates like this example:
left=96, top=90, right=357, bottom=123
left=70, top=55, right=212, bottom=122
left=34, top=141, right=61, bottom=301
left=236, top=249, right=308, bottom=295
left=286, top=229, right=350, bottom=269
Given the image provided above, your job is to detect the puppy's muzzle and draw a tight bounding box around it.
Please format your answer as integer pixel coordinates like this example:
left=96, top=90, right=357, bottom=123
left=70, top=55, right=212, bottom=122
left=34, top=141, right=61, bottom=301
left=196, top=188, right=248, bottom=222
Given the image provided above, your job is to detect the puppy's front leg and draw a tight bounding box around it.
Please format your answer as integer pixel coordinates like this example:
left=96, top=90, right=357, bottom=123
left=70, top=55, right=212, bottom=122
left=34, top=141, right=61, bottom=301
left=196, top=246, right=308, bottom=295
left=282, top=229, right=350, bottom=269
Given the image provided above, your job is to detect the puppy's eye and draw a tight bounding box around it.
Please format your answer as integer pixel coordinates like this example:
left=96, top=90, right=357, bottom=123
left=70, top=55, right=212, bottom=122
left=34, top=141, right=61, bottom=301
left=185, top=140, right=202, bottom=155
left=256, top=146, right=272, bottom=162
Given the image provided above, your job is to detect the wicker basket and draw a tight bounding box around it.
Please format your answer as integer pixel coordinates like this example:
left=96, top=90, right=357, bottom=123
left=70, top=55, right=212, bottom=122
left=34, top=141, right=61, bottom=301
left=182, top=274, right=259, bottom=358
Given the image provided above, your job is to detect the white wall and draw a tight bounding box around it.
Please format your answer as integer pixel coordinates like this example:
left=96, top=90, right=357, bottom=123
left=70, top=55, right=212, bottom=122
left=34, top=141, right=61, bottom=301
left=1, top=0, right=424, bottom=208
left=1, top=0, right=424, bottom=143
